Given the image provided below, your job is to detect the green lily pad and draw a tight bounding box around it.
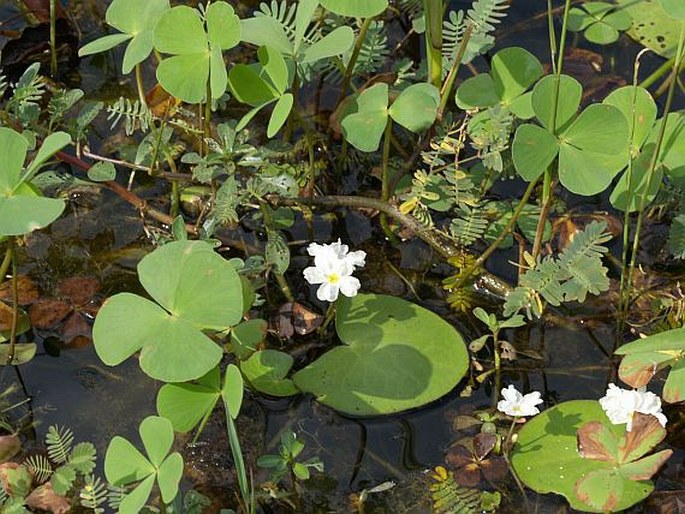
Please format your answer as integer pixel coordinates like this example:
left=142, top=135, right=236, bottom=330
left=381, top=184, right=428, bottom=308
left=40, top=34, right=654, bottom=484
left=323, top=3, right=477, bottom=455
left=292, top=294, right=469, bottom=415
left=341, top=83, right=389, bottom=152
left=93, top=241, right=244, bottom=382
left=240, top=350, right=298, bottom=397
left=154, top=2, right=240, bottom=103
left=616, top=327, right=685, bottom=403
left=78, top=0, right=169, bottom=73
left=617, top=0, right=681, bottom=57
left=512, top=400, right=657, bottom=513
left=320, top=0, right=388, bottom=18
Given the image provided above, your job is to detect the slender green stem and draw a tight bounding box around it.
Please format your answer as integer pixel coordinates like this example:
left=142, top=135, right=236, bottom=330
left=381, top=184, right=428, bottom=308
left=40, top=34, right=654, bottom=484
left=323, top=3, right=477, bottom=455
left=423, top=0, right=443, bottom=88
left=8, top=240, right=18, bottom=363
left=503, top=417, right=531, bottom=513
left=531, top=175, right=553, bottom=260
left=192, top=407, right=214, bottom=444
left=259, top=201, right=296, bottom=303
left=49, top=0, right=57, bottom=77
left=0, top=244, right=12, bottom=281
left=319, top=303, right=336, bottom=334
left=624, top=23, right=685, bottom=332
left=547, top=0, right=557, bottom=75
left=170, top=179, right=180, bottom=219
left=452, top=179, right=539, bottom=289
left=437, top=24, right=473, bottom=122
left=225, top=407, right=252, bottom=513
left=380, top=117, right=397, bottom=241
left=135, top=64, right=146, bottom=106
left=555, top=0, right=573, bottom=74
left=337, top=17, right=373, bottom=107
left=204, top=81, right=212, bottom=145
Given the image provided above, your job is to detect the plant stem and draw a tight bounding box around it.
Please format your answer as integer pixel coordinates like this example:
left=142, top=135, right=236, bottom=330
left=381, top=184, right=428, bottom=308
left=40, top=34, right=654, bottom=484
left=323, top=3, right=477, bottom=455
left=624, top=23, right=685, bottom=334
left=555, top=0, right=573, bottom=74
left=135, top=64, right=146, bottom=105
left=49, top=0, right=57, bottom=77
left=259, top=201, right=295, bottom=303
left=547, top=0, right=557, bottom=75
left=531, top=175, right=554, bottom=260
left=8, top=240, right=18, bottom=363
left=319, top=303, right=336, bottom=334
left=0, top=244, right=12, bottom=280
left=451, top=179, right=538, bottom=289
left=423, top=0, right=443, bottom=88
left=502, top=417, right=531, bottom=513
left=225, top=406, right=252, bottom=514
left=436, top=24, right=473, bottom=122
left=337, top=17, right=373, bottom=107
left=380, top=117, right=397, bottom=241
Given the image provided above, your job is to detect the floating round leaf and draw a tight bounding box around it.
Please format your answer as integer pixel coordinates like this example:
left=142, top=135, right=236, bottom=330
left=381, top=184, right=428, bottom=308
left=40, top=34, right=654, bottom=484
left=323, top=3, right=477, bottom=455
left=293, top=294, right=469, bottom=415
left=341, top=83, right=389, bottom=152
left=389, top=83, right=440, bottom=133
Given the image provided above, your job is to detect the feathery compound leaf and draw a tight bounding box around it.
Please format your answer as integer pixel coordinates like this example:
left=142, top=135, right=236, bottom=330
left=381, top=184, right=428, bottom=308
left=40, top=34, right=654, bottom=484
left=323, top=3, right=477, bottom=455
left=50, top=465, right=77, bottom=495
left=430, top=467, right=481, bottom=513
left=69, top=443, right=97, bottom=475
left=46, top=426, right=73, bottom=465
left=467, top=0, right=509, bottom=32
left=450, top=209, right=488, bottom=247
left=106, top=97, right=154, bottom=135
left=24, top=455, right=53, bottom=484
left=80, top=475, right=107, bottom=513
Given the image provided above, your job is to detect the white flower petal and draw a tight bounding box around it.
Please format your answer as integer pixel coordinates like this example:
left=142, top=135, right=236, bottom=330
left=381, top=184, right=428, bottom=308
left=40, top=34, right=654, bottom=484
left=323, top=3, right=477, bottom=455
left=338, top=276, right=361, bottom=297
left=497, top=385, right=542, bottom=418
left=317, top=282, right=340, bottom=302
left=599, top=383, right=667, bottom=431
left=303, top=266, right=326, bottom=285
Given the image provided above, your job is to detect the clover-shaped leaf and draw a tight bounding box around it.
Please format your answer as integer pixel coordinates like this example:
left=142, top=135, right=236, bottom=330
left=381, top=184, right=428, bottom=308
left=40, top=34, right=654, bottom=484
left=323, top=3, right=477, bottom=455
left=228, top=46, right=294, bottom=137
left=615, top=326, right=685, bottom=403
left=292, top=293, right=468, bottom=415
left=0, top=128, right=71, bottom=236
left=512, top=400, right=669, bottom=513
left=512, top=74, right=629, bottom=195
left=105, top=416, right=183, bottom=514
left=241, top=0, right=354, bottom=70
left=93, top=241, right=243, bottom=382
left=568, top=2, right=632, bottom=45
left=455, top=47, right=543, bottom=118
left=341, top=83, right=440, bottom=152
left=240, top=349, right=299, bottom=396
left=320, top=0, right=388, bottom=18
left=78, top=0, right=169, bottom=74
left=157, top=364, right=244, bottom=434
left=154, top=2, right=240, bottom=103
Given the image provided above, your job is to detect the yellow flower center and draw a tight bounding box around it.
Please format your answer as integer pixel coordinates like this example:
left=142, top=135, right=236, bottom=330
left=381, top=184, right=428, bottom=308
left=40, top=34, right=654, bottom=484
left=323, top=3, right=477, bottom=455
left=327, top=273, right=340, bottom=284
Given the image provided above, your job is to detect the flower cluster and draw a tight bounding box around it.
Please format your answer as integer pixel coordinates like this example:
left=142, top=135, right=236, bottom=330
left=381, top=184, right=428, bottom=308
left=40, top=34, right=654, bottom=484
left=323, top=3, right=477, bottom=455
left=497, top=385, right=543, bottom=418
left=599, top=383, right=667, bottom=432
left=303, top=239, right=366, bottom=302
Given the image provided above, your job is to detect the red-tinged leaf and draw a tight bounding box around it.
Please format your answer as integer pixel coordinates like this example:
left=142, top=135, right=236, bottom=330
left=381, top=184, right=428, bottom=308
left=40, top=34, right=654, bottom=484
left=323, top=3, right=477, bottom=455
left=60, top=312, right=92, bottom=346
left=0, top=435, right=21, bottom=463
left=444, top=445, right=473, bottom=469
left=25, top=482, right=71, bottom=514
left=473, top=432, right=497, bottom=460
left=28, top=299, right=72, bottom=329
left=663, top=360, right=685, bottom=403
left=0, top=276, right=39, bottom=304
left=0, top=302, right=12, bottom=331
left=480, top=456, right=508, bottom=482
left=57, top=276, right=100, bottom=306
left=577, top=421, right=618, bottom=463
left=454, top=462, right=482, bottom=487
left=618, top=413, right=667, bottom=464
left=619, top=450, right=673, bottom=481
left=292, top=302, right=323, bottom=335
left=619, top=353, right=671, bottom=388
left=575, top=469, right=623, bottom=512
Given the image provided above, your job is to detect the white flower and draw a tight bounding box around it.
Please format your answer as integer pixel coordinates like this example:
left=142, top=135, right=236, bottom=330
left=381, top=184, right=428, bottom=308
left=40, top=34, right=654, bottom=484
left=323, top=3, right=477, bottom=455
left=599, top=383, right=667, bottom=432
left=303, top=239, right=366, bottom=302
left=497, top=385, right=543, bottom=417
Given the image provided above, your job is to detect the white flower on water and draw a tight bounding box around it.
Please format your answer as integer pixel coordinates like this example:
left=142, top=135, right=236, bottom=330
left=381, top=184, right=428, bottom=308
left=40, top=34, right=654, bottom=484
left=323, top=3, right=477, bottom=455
left=303, top=239, right=366, bottom=302
left=599, top=383, right=667, bottom=432
left=497, top=385, right=544, bottom=417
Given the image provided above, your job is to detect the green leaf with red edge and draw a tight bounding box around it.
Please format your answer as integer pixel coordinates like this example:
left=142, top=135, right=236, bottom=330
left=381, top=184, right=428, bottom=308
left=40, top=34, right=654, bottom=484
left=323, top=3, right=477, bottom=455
left=618, top=413, right=668, bottom=464
left=577, top=421, right=618, bottom=463
left=615, top=327, right=685, bottom=403
left=574, top=468, right=628, bottom=513
left=619, top=449, right=673, bottom=480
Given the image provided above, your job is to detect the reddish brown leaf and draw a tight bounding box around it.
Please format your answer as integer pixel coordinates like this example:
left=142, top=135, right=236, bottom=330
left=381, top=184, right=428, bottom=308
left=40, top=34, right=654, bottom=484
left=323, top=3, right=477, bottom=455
left=60, top=313, right=92, bottom=346
left=57, top=276, right=100, bottom=306
left=480, top=456, right=508, bottom=482
left=0, top=435, right=21, bottom=464
left=453, top=462, right=482, bottom=487
left=577, top=421, right=617, bottom=463
left=0, top=276, right=39, bottom=304
left=620, top=449, right=673, bottom=481
left=444, top=445, right=473, bottom=469
left=473, top=433, right=496, bottom=460
left=619, top=356, right=658, bottom=389
left=291, top=302, right=323, bottom=335
left=26, top=482, right=71, bottom=514
left=28, top=299, right=71, bottom=329
left=619, top=413, right=667, bottom=464
left=0, top=302, right=13, bottom=331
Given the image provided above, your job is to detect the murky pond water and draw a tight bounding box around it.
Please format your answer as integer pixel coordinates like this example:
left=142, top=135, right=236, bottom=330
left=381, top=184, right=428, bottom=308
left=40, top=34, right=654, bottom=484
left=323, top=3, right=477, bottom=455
left=0, top=0, right=683, bottom=512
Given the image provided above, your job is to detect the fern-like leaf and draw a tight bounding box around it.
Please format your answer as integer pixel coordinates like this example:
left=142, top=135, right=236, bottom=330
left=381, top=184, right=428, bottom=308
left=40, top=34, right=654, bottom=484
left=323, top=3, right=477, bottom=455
left=45, top=426, right=73, bottom=465
left=450, top=209, right=488, bottom=247
left=106, top=484, right=127, bottom=510
left=48, top=88, right=84, bottom=129
left=80, top=475, right=107, bottom=514
left=23, top=455, right=52, bottom=485
left=69, top=442, right=97, bottom=475
left=520, top=258, right=565, bottom=306
left=430, top=467, right=480, bottom=514
left=106, top=97, right=153, bottom=135
left=6, top=63, right=45, bottom=123
left=467, top=0, right=509, bottom=33
left=50, top=465, right=77, bottom=496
